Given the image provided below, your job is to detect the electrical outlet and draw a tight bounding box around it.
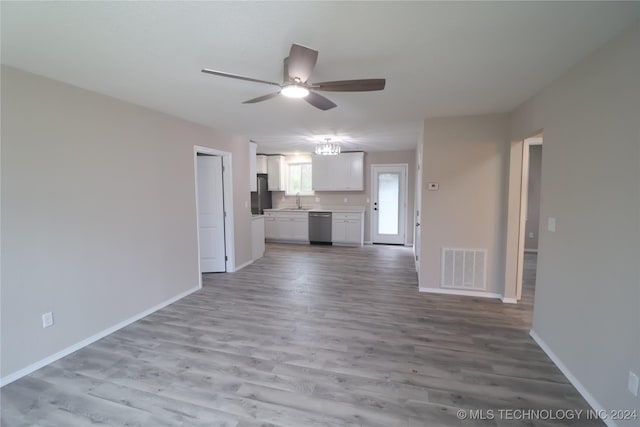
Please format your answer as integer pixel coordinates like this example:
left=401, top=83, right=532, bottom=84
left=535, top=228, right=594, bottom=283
left=42, top=312, right=54, bottom=328
left=366, top=197, right=370, bottom=203
left=529, top=232, right=534, bottom=238
left=628, top=371, right=639, bottom=397
left=343, top=197, right=348, bottom=203
left=427, top=182, right=439, bottom=191
left=315, top=196, right=320, bottom=203
left=547, top=217, right=556, bottom=232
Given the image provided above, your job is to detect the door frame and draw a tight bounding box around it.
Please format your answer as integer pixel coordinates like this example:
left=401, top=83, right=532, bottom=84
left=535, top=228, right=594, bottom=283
left=414, top=142, right=423, bottom=286
left=515, top=136, right=543, bottom=300
left=370, top=163, right=409, bottom=245
left=504, top=132, right=542, bottom=303
left=193, top=146, right=236, bottom=288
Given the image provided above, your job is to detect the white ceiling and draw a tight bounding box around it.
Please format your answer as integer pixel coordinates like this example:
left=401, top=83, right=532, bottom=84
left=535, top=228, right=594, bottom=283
left=2, top=2, right=639, bottom=154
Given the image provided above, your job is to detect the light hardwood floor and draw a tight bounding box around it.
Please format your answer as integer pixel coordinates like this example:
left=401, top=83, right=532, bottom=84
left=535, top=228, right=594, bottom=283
left=1, top=245, right=600, bottom=426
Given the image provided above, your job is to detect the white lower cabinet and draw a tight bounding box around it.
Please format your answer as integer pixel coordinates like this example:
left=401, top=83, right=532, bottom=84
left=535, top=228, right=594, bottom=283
left=265, top=210, right=362, bottom=245
left=264, top=211, right=309, bottom=242
left=331, top=212, right=364, bottom=246
left=264, top=215, right=277, bottom=239
left=251, top=216, right=265, bottom=260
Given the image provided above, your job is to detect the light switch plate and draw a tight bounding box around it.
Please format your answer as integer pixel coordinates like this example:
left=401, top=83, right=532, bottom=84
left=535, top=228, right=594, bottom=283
left=548, top=217, right=556, bottom=232
left=42, top=312, right=54, bottom=328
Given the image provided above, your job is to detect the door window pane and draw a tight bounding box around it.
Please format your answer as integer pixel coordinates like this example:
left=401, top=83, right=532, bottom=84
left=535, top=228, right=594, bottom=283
left=378, top=172, right=399, bottom=235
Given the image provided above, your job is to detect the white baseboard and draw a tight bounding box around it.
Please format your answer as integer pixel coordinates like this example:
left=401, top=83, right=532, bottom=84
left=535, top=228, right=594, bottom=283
left=529, top=330, right=616, bottom=427
left=233, top=259, right=254, bottom=272
left=419, top=287, right=502, bottom=300
left=501, top=297, right=518, bottom=304
left=0, top=285, right=199, bottom=388
left=364, top=241, right=372, bottom=245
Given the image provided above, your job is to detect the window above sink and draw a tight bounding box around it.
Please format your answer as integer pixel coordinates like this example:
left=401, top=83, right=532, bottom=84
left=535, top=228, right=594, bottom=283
left=285, top=162, right=314, bottom=196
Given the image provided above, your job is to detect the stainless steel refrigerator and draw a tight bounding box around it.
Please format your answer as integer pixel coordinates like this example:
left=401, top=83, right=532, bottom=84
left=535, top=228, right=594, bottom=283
left=251, top=173, right=272, bottom=214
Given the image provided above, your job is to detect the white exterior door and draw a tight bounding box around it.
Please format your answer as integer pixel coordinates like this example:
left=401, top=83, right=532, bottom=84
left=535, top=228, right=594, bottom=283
left=197, top=155, right=226, bottom=272
left=372, top=164, right=407, bottom=245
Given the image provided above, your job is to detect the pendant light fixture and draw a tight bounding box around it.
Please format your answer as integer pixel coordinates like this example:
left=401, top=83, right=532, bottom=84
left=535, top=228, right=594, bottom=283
left=315, top=138, right=341, bottom=156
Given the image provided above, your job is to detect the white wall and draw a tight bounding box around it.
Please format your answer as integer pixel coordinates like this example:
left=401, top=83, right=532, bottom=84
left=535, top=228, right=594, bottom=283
left=510, top=22, right=639, bottom=422
left=420, top=114, right=510, bottom=294
left=0, top=66, right=253, bottom=380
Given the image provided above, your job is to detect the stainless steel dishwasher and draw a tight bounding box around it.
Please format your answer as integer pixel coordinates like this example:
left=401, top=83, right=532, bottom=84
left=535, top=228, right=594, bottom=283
left=308, top=211, right=332, bottom=245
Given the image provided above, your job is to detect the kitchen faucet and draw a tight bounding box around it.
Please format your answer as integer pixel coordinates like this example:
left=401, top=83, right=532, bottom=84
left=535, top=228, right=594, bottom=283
left=296, top=192, right=302, bottom=209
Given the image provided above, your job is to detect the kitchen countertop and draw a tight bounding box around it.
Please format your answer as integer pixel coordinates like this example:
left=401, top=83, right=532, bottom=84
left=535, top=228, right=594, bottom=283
left=264, top=207, right=365, bottom=213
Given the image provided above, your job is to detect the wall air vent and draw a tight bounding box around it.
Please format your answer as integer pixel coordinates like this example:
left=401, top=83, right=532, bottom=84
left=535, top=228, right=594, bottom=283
left=441, top=248, right=487, bottom=290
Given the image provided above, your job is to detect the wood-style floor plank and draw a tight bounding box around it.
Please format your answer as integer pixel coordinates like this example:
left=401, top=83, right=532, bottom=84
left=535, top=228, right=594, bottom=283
left=1, top=246, right=601, bottom=426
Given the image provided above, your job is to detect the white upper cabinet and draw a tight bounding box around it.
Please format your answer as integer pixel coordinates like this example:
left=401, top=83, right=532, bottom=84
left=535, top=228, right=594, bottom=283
left=267, top=155, right=287, bottom=191
left=344, top=152, right=364, bottom=191
left=249, top=142, right=257, bottom=192
left=311, top=154, right=331, bottom=191
left=312, top=152, right=364, bottom=191
left=256, top=155, right=268, bottom=174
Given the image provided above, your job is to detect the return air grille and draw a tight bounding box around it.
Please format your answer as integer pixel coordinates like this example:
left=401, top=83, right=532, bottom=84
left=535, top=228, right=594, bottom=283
left=441, top=248, right=487, bottom=290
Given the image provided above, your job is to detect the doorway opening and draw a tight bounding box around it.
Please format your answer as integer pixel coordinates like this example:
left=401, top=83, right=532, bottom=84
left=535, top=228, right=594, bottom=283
left=371, top=164, right=408, bottom=245
left=516, top=135, right=543, bottom=303
left=193, top=146, right=236, bottom=286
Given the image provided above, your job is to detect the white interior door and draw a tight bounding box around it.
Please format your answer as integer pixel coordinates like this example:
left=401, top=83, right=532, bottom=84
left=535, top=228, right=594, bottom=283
left=197, top=154, right=226, bottom=272
left=372, top=164, right=407, bottom=245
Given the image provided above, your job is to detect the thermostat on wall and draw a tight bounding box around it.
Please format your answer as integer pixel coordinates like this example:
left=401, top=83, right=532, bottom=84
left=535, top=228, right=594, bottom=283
left=427, top=182, right=439, bottom=191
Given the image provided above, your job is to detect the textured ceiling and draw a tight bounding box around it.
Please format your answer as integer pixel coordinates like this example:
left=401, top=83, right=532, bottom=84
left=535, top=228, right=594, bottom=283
left=2, top=2, right=639, bottom=154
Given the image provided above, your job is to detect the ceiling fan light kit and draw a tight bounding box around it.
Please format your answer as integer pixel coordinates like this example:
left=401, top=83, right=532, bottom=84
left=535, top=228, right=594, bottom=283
left=202, top=43, right=385, bottom=111
left=280, top=84, right=309, bottom=98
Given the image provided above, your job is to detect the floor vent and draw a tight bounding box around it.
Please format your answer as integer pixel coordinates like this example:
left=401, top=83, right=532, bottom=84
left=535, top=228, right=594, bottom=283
left=441, top=248, right=487, bottom=290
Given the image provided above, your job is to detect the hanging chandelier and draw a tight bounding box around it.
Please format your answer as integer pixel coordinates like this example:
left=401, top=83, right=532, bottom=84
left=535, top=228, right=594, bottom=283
left=315, top=138, right=341, bottom=156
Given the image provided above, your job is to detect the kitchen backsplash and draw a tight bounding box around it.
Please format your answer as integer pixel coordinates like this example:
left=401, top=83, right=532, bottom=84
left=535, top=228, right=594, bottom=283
left=271, top=192, right=369, bottom=210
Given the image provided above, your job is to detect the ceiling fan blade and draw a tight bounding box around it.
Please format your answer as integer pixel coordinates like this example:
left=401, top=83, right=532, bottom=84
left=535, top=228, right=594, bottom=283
left=201, top=69, right=281, bottom=87
left=304, top=91, right=337, bottom=111
left=311, top=79, right=386, bottom=92
left=287, top=44, right=318, bottom=83
left=283, top=57, right=290, bottom=83
left=242, top=92, right=281, bottom=104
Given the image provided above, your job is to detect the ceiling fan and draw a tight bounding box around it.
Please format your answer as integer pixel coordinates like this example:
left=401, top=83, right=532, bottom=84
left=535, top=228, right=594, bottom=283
left=201, top=43, right=385, bottom=111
